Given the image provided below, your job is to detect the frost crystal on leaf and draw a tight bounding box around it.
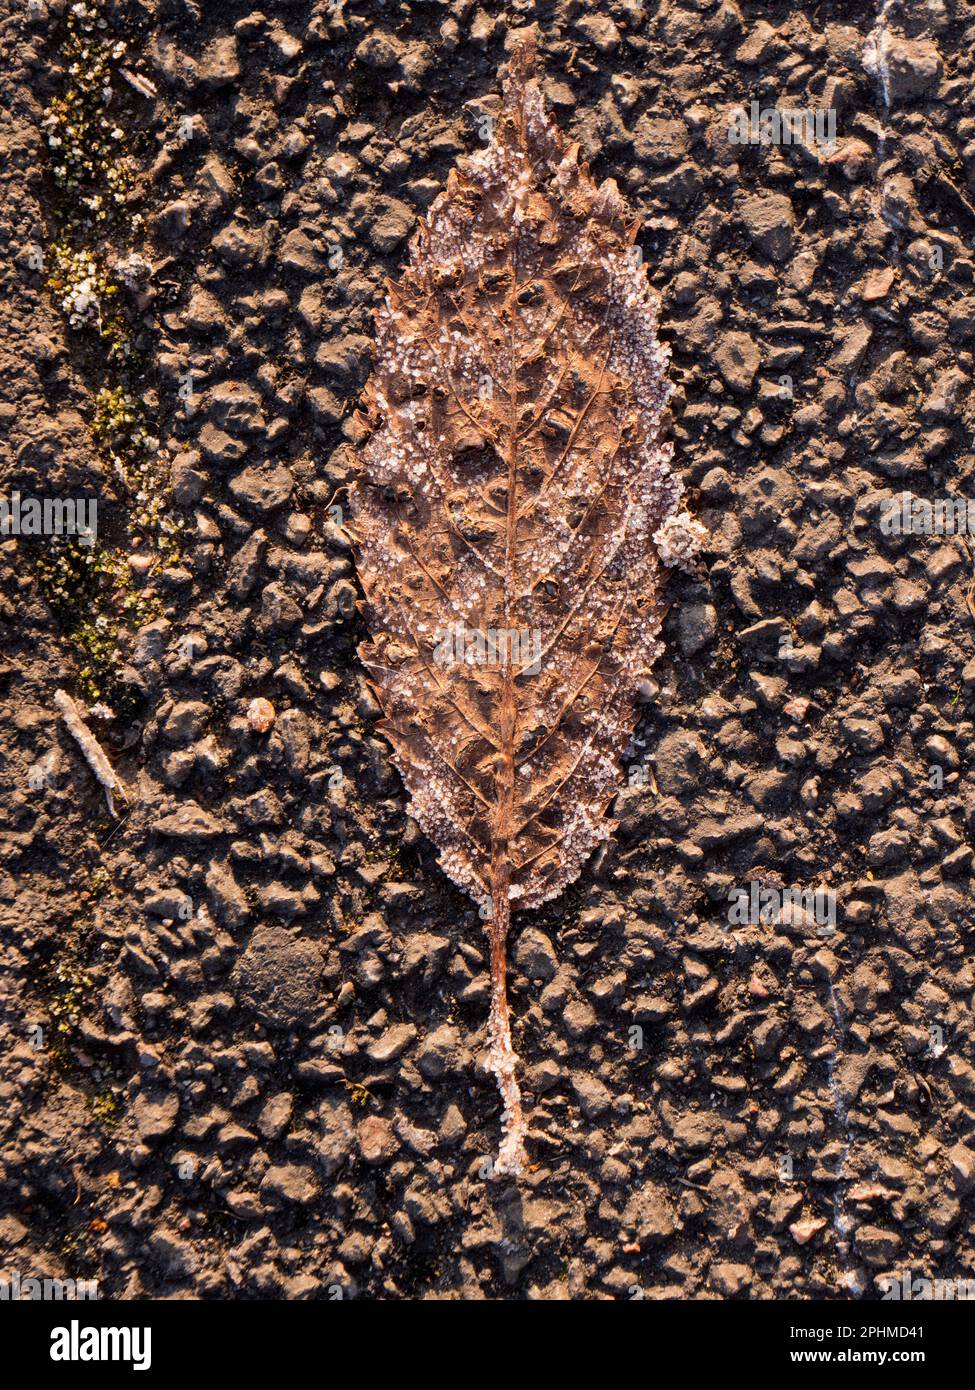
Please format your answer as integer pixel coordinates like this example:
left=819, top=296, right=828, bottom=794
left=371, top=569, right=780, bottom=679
left=348, top=30, right=706, bottom=1177
left=653, top=513, right=708, bottom=571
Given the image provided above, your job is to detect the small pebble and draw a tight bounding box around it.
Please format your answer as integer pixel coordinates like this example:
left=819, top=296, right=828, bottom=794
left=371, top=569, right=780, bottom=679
left=247, top=697, right=276, bottom=733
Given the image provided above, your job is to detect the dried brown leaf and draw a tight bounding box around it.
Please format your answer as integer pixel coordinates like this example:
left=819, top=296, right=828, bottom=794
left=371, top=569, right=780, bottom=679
left=349, top=31, right=705, bottom=1175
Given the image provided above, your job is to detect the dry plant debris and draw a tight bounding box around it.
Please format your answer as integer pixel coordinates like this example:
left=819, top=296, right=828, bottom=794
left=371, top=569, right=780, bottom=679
left=349, top=32, right=705, bottom=1175
left=54, top=687, right=127, bottom=817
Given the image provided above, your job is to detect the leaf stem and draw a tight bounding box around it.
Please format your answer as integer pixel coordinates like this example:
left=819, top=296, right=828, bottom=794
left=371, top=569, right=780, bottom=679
left=487, top=862, right=526, bottom=1177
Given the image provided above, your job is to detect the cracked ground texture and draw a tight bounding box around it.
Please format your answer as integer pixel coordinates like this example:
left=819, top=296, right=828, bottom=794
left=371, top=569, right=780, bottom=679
left=2, top=0, right=975, bottom=1299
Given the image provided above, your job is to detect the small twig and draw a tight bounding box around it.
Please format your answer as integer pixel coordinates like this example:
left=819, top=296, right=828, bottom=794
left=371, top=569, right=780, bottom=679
left=99, top=803, right=133, bottom=850
left=677, top=1177, right=710, bottom=1195
left=54, top=688, right=127, bottom=817
left=119, top=67, right=157, bottom=99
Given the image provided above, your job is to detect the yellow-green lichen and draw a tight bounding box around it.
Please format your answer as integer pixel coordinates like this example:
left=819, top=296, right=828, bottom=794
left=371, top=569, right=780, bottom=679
left=46, top=242, right=132, bottom=361
left=38, top=0, right=185, bottom=705
left=47, top=955, right=94, bottom=1064
left=35, top=537, right=161, bottom=710
left=40, top=2, right=133, bottom=227
left=87, top=1090, right=122, bottom=1127
left=91, top=386, right=184, bottom=559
